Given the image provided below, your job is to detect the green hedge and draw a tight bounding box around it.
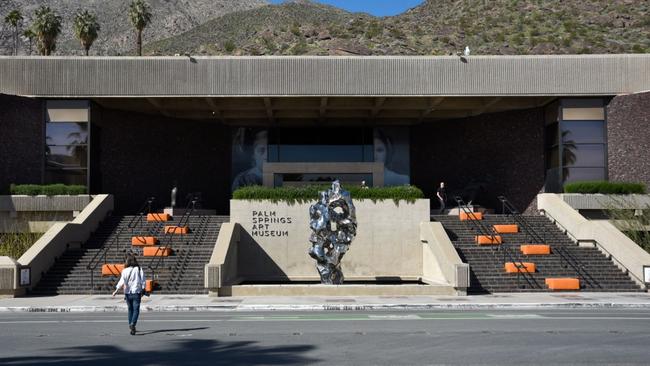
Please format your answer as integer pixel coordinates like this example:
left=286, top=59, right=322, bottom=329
left=10, top=184, right=87, bottom=196
left=563, top=181, right=646, bottom=194
left=233, top=185, right=425, bottom=203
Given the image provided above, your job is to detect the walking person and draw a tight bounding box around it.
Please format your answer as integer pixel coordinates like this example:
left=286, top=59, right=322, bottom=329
left=436, top=182, right=447, bottom=214
left=112, top=253, right=146, bottom=335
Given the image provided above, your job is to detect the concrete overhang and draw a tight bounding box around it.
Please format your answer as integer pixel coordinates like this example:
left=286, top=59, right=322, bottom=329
left=1, top=55, right=647, bottom=124
left=1, top=54, right=648, bottom=98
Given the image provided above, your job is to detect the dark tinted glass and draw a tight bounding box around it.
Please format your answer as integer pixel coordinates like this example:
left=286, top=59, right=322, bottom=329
left=276, top=173, right=373, bottom=187
left=46, top=122, right=88, bottom=145
left=562, top=144, right=605, bottom=167
left=44, top=169, right=87, bottom=185
left=562, top=167, right=606, bottom=184
left=561, top=121, right=604, bottom=144
left=545, top=123, right=559, bottom=147
left=268, top=127, right=373, bottom=162
left=46, top=145, right=88, bottom=168
left=546, top=147, right=559, bottom=168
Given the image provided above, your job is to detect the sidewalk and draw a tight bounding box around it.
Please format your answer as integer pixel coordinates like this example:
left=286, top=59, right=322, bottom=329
left=1, top=292, right=649, bottom=312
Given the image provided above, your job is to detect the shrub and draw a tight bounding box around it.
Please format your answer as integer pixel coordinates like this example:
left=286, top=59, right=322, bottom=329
left=563, top=181, right=646, bottom=194
left=0, top=232, right=43, bottom=259
left=233, top=184, right=425, bottom=204
left=223, top=40, right=236, bottom=53
left=10, top=184, right=87, bottom=195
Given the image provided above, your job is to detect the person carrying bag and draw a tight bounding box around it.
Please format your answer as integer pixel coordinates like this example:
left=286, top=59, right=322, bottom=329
left=112, top=253, right=147, bottom=335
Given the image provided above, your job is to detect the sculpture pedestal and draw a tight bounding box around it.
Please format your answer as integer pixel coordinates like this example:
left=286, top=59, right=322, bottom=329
left=163, top=207, right=217, bottom=216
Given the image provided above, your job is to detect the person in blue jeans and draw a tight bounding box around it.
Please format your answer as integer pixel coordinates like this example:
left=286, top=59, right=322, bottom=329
left=112, top=254, right=146, bottom=335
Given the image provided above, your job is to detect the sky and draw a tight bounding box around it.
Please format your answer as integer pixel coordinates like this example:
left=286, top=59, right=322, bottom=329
left=269, top=0, right=426, bottom=16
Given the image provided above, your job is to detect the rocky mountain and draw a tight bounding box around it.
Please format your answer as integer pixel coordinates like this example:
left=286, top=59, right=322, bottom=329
left=144, top=0, right=649, bottom=56
left=0, top=0, right=267, bottom=56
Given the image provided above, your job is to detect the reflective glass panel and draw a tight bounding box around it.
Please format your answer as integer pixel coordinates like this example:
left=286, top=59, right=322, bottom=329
left=561, top=121, right=605, bottom=144
left=545, top=123, right=559, bottom=147
left=546, top=147, right=559, bottom=169
left=268, top=127, right=373, bottom=162
left=562, top=167, right=606, bottom=184
left=562, top=144, right=605, bottom=167
left=276, top=173, right=373, bottom=187
left=46, top=145, right=88, bottom=168
left=44, top=169, right=87, bottom=185
left=46, top=122, right=88, bottom=145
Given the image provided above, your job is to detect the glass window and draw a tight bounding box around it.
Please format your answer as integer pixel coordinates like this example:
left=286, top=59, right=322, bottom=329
left=562, top=167, right=606, bottom=184
left=561, top=121, right=605, bottom=144
left=545, top=123, right=559, bottom=147
left=268, top=127, right=374, bottom=163
left=562, top=144, right=605, bottom=167
left=275, top=173, right=373, bottom=187
left=46, top=145, right=88, bottom=168
left=45, top=122, right=88, bottom=145
left=44, top=169, right=87, bottom=186
left=546, top=147, right=559, bottom=169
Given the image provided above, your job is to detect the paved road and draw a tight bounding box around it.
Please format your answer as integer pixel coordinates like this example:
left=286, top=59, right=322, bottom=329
left=1, top=309, right=649, bottom=365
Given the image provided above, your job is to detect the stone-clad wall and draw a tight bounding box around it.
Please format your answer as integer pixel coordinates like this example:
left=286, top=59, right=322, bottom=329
left=0, top=94, right=43, bottom=194
left=91, top=105, right=231, bottom=214
left=607, top=92, right=650, bottom=189
left=410, top=107, right=546, bottom=213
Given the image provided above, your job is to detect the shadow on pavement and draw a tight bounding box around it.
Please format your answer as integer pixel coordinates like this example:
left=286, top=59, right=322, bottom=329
left=135, top=326, right=209, bottom=335
left=0, top=339, right=319, bottom=365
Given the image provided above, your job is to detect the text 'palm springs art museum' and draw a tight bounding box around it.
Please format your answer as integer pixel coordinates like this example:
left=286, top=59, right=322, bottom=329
left=1, top=54, right=649, bottom=297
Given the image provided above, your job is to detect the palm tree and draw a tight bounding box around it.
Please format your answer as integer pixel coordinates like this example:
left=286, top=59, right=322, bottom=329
left=73, top=10, right=100, bottom=56
left=23, top=28, right=36, bottom=55
left=128, top=0, right=152, bottom=56
left=4, top=9, right=23, bottom=55
left=32, top=6, right=62, bottom=56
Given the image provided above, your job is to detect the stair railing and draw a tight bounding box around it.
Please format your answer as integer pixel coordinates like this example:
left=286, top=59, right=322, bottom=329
left=87, top=197, right=155, bottom=294
left=497, top=196, right=598, bottom=289
left=147, top=196, right=200, bottom=288
left=455, top=196, right=540, bottom=290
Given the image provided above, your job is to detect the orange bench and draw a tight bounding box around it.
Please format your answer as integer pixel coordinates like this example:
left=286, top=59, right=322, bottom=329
left=460, top=212, right=483, bottom=221
left=147, top=213, right=171, bottom=222
left=504, top=262, right=536, bottom=273
left=164, top=225, right=189, bottom=234
left=145, top=280, right=156, bottom=293
left=101, top=264, right=124, bottom=276
left=476, top=235, right=502, bottom=245
left=545, top=278, right=580, bottom=290
left=521, top=244, right=551, bottom=255
left=131, top=236, right=158, bottom=246
left=493, top=224, right=519, bottom=234
left=143, top=247, right=172, bottom=257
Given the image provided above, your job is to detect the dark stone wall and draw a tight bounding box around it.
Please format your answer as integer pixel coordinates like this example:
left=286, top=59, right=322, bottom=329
left=607, top=92, right=650, bottom=188
left=0, top=94, right=43, bottom=194
left=91, top=105, right=231, bottom=214
left=410, top=107, right=546, bottom=213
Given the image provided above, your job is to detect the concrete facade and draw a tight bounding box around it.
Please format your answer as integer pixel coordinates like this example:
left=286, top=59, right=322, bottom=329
left=229, top=199, right=430, bottom=281
left=607, top=91, right=650, bottom=189
left=0, top=195, right=91, bottom=233
left=0, top=94, right=43, bottom=194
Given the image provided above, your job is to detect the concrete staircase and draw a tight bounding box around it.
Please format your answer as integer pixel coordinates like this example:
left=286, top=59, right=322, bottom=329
left=30, top=214, right=228, bottom=295
left=432, top=214, right=644, bottom=293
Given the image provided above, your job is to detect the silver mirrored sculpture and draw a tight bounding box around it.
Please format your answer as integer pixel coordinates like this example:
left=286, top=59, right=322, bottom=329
left=308, top=180, right=357, bottom=284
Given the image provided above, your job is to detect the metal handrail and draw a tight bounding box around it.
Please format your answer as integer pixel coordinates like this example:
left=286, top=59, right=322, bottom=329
left=498, top=196, right=599, bottom=290
left=147, top=196, right=201, bottom=288
left=540, top=208, right=648, bottom=290
left=455, top=196, right=540, bottom=289
left=87, top=197, right=155, bottom=294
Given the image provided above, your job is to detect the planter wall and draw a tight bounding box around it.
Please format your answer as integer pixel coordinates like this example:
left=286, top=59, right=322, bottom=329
left=0, top=195, right=93, bottom=233
left=230, top=199, right=430, bottom=281
left=560, top=194, right=650, bottom=210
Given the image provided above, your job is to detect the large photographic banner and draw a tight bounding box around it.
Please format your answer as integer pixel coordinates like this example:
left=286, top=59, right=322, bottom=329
left=231, top=128, right=268, bottom=191
left=374, top=127, right=410, bottom=186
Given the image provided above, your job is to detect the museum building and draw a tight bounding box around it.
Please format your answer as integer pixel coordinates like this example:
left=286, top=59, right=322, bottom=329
left=1, top=54, right=649, bottom=214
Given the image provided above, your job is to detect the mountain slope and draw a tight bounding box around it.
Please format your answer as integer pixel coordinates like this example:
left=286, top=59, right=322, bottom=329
left=145, top=0, right=649, bottom=56
left=0, top=0, right=267, bottom=55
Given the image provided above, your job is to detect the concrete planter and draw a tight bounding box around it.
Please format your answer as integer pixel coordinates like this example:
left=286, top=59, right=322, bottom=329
left=0, top=195, right=92, bottom=212
left=229, top=199, right=430, bottom=282
left=0, top=195, right=93, bottom=233
left=560, top=194, right=650, bottom=210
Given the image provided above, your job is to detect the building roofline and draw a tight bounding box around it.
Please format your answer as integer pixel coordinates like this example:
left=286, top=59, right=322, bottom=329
left=1, top=54, right=648, bottom=98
